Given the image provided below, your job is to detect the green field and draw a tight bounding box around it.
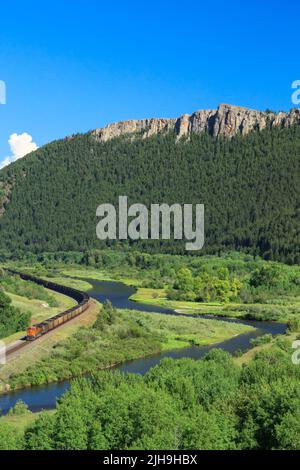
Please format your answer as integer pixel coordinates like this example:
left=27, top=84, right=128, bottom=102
left=130, top=287, right=225, bottom=313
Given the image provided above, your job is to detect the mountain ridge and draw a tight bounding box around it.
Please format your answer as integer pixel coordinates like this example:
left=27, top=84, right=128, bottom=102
left=92, top=103, right=300, bottom=142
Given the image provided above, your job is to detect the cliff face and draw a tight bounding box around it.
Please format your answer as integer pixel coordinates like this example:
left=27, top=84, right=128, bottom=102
left=92, top=104, right=300, bottom=142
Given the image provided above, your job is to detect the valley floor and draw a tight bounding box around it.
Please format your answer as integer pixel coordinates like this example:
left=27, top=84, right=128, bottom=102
left=1, top=258, right=298, bottom=395
left=0, top=297, right=252, bottom=393
left=0, top=253, right=300, bottom=450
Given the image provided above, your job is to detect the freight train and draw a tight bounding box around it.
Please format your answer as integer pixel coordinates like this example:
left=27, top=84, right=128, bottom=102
left=5, top=269, right=90, bottom=341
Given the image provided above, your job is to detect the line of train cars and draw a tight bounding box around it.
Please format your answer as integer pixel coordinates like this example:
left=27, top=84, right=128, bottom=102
left=6, top=269, right=90, bottom=341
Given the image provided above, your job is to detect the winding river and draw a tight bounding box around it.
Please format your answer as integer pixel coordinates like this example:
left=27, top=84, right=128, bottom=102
left=0, top=279, right=286, bottom=414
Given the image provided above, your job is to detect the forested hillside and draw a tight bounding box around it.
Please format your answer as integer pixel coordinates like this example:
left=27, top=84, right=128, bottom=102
left=0, top=124, right=299, bottom=262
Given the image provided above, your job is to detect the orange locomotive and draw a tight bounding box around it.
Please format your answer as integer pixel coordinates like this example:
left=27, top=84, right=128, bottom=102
left=27, top=325, right=43, bottom=340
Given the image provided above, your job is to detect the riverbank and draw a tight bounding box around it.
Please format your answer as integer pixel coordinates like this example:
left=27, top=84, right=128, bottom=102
left=130, top=287, right=225, bottom=315
left=129, top=287, right=300, bottom=323
left=34, top=264, right=300, bottom=324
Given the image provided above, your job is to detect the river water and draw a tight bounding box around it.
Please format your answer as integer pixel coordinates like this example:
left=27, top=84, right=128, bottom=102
left=0, top=279, right=286, bottom=414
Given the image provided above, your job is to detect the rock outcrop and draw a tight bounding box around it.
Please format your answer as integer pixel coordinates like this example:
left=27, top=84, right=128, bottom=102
left=92, top=104, right=300, bottom=142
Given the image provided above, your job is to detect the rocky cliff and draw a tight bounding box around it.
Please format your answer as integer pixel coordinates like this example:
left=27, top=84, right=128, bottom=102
left=92, top=104, right=300, bottom=142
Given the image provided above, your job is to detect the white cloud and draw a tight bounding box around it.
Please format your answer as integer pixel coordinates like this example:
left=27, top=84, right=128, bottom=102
left=0, top=133, right=38, bottom=169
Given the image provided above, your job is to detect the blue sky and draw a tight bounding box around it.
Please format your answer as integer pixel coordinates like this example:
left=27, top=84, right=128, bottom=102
left=0, top=0, right=299, bottom=166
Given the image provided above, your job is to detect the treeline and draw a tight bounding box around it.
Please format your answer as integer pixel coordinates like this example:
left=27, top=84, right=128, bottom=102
left=167, top=262, right=300, bottom=303
left=0, top=290, right=30, bottom=339
left=0, top=249, right=300, bottom=303
left=0, top=124, right=299, bottom=262
left=3, top=249, right=300, bottom=305
left=2, top=344, right=300, bottom=450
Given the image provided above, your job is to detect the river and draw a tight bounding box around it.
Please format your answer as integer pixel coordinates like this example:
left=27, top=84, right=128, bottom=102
left=0, top=279, right=286, bottom=414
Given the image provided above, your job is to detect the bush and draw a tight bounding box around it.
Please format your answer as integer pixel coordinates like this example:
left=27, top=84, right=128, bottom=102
left=250, top=265, right=282, bottom=288
left=287, top=317, right=300, bottom=333
left=250, top=334, right=273, bottom=347
left=7, top=400, right=30, bottom=416
left=0, top=290, right=31, bottom=339
left=93, top=300, right=117, bottom=330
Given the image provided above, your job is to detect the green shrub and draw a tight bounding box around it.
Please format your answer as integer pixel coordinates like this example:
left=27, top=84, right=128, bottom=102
left=250, top=334, right=273, bottom=347
left=287, top=317, right=300, bottom=333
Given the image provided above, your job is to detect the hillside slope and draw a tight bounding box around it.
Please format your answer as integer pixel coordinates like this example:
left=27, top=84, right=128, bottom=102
left=0, top=121, right=299, bottom=262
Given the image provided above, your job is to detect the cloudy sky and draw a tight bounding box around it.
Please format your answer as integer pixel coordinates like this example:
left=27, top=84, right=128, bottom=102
left=0, top=0, right=299, bottom=169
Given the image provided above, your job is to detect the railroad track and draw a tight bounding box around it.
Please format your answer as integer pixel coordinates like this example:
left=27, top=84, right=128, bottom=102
left=5, top=339, right=28, bottom=358
left=3, top=269, right=90, bottom=358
